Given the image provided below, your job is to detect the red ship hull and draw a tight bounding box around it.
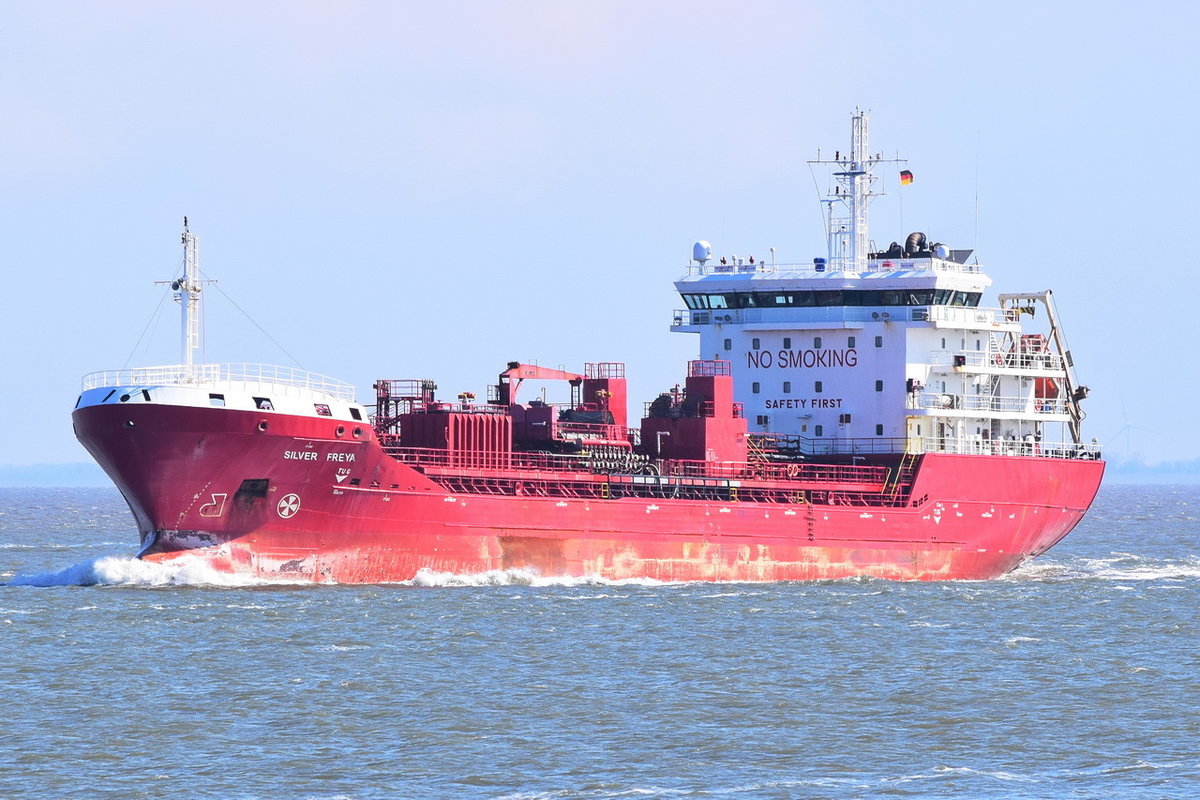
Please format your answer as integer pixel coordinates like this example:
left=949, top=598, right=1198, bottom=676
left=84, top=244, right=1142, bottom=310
left=73, top=402, right=1105, bottom=583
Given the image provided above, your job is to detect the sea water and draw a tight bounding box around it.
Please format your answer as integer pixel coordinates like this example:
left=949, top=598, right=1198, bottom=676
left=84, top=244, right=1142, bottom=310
left=1, top=484, right=1197, bottom=799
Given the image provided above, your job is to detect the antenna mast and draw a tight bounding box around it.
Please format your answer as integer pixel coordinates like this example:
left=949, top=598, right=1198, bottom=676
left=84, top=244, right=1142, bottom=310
left=809, top=110, right=905, bottom=273
left=176, top=217, right=202, bottom=377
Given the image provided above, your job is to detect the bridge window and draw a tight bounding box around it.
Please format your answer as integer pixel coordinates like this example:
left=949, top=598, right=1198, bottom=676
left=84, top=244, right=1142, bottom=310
left=705, top=289, right=973, bottom=308
left=876, top=424, right=884, bottom=436
left=815, top=425, right=824, bottom=436
left=254, top=397, right=274, bottom=410
left=848, top=336, right=856, bottom=348
left=752, top=338, right=760, bottom=350
left=875, top=380, right=884, bottom=392
left=783, top=381, right=792, bottom=394
left=783, top=337, right=791, bottom=349
left=209, top=393, right=225, bottom=407
left=814, top=381, right=823, bottom=393
left=875, top=336, right=883, bottom=348
left=724, top=338, right=732, bottom=351
left=813, top=336, right=822, bottom=348
left=752, top=382, right=761, bottom=393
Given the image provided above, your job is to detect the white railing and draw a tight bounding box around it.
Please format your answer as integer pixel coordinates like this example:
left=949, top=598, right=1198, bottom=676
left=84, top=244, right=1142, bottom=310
left=81, top=363, right=357, bottom=401
left=930, top=349, right=1065, bottom=372
left=915, top=392, right=1067, bottom=415
left=916, top=436, right=1102, bottom=460
left=672, top=305, right=1015, bottom=328
left=680, top=257, right=983, bottom=277
left=920, top=305, right=1011, bottom=325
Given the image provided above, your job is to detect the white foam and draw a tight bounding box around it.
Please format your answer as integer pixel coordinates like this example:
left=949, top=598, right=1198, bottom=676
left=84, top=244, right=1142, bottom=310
left=6, top=554, right=275, bottom=588
left=1006, top=553, right=1200, bottom=583
left=405, top=567, right=673, bottom=588
left=930, top=766, right=1038, bottom=783
left=1004, top=635, right=1041, bottom=647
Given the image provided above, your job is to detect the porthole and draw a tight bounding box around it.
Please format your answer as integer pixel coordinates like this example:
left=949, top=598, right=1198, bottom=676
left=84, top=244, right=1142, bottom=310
left=119, top=394, right=130, bottom=402
left=124, top=420, right=135, bottom=428
left=353, top=427, right=363, bottom=438
left=335, top=425, right=346, bottom=437
left=258, top=421, right=269, bottom=432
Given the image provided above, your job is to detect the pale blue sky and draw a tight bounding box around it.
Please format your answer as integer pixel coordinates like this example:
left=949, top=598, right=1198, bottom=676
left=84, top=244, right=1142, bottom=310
left=2, top=1, right=1196, bottom=469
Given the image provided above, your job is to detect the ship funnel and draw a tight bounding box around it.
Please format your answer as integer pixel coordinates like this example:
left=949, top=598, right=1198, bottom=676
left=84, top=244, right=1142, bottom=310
left=692, top=241, right=712, bottom=265
left=904, top=232, right=927, bottom=255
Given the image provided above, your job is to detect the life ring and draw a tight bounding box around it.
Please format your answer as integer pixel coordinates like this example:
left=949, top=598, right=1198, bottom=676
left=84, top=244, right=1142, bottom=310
left=786, top=464, right=800, bottom=478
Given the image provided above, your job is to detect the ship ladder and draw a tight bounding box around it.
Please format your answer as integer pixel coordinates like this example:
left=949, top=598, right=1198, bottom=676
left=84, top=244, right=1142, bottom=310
left=886, top=451, right=919, bottom=502
left=746, top=435, right=769, bottom=463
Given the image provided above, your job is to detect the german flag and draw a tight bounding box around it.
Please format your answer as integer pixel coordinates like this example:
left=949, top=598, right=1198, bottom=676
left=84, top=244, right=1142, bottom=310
left=899, top=170, right=914, bottom=185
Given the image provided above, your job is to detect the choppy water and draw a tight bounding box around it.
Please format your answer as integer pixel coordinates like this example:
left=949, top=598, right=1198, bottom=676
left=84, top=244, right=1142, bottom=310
left=1, top=484, right=1197, bottom=799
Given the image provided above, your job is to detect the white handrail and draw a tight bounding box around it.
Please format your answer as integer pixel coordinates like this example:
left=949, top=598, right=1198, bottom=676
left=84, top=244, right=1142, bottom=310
left=915, top=392, right=1068, bottom=415
left=915, top=436, right=1101, bottom=459
left=81, top=363, right=357, bottom=402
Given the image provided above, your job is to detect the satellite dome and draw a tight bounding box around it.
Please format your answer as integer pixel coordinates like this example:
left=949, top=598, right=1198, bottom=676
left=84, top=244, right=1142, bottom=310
left=692, top=241, right=712, bottom=264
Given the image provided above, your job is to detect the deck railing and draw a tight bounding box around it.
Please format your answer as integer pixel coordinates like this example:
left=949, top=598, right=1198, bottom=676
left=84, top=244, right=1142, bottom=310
left=914, top=436, right=1101, bottom=459
left=750, top=434, right=908, bottom=456
left=81, top=363, right=357, bottom=401
left=672, top=304, right=1014, bottom=328
left=380, top=443, right=891, bottom=486
left=915, top=392, right=1067, bottom=415
left=930, top=349, right=1065, bottom=372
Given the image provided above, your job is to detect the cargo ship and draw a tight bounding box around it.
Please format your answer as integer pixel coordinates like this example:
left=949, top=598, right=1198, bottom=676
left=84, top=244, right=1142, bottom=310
left=72, top=112, right=1104, bottom=582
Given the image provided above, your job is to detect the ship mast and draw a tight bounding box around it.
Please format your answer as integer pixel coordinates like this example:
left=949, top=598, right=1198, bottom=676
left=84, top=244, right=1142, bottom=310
left=810, top=110, right=904, bottom=273
left=175, top=217, right=202, bottom=377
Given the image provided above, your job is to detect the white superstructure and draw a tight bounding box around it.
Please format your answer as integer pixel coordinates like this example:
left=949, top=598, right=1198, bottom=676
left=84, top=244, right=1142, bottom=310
left=673, top=111, right=1094, bottom=460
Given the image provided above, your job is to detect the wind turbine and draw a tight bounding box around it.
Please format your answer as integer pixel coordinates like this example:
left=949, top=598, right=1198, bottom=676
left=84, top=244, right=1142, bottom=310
left=1106, top=396, right=1155, bottom=461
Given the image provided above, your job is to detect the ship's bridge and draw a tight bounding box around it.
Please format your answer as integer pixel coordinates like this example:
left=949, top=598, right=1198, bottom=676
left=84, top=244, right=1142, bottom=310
left=673, top=249, right=994, bottom=333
